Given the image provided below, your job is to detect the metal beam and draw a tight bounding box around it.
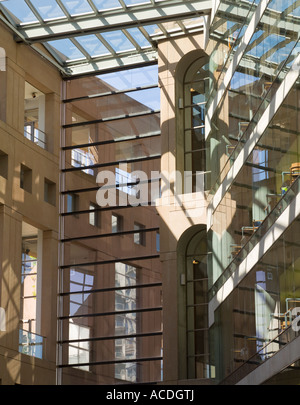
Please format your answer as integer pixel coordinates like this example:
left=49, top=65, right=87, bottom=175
left=62, top=48, right=158, bottom=77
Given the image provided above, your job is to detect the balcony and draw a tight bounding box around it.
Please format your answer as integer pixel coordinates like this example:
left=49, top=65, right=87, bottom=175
left=24, top=122, right=47, bottom=150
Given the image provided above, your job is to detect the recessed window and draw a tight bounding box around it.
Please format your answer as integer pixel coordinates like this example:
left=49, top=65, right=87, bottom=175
left=20, top=164, right=32, bottom=193
left=134, top=222, right=145, bottom=246
left=44, top=178, right=56, bottom=206
left=0, top=150, right=8, bottom=179
left=156, top=232, right=160, bottom=252
left=89, top=203, right=100, bottom=227
left=112, top=213, right=123, bottom=233
left=20, top=222, right=43, bottom=359
left=66, top=193, right=79, bottom=214
left=24, top=82, right=46, bottom=149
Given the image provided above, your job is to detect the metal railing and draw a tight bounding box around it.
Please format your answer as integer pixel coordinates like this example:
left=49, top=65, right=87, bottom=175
left=24, top=124, right=47, bottom=150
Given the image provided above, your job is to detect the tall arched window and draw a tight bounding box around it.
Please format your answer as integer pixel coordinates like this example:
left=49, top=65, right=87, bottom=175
left=176, top=52, right=209, bottom=192
left=177, top=226, right=210, bottom=380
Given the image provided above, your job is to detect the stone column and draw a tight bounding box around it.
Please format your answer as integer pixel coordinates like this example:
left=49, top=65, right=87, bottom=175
left=0, top=204, right=22, bottom=352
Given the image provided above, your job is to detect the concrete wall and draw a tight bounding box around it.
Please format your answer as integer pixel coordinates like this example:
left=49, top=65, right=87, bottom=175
left=157, top=33, right=210, bottom=383
left=0, top=20, right=60, bottom=385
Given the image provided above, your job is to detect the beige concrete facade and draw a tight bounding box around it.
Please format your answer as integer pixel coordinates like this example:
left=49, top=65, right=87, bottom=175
left=0, top=20, right=60, bottom=384
left=157, top=33, right=212, bottom=383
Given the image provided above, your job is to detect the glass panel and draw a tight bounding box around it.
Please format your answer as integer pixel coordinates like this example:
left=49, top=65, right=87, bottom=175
left=123, top=0, right=151, bottom=5
left=59, top=65, right=161, bottom=384
left=96, top=65, right=159, bottom=90
left=64, top=87, right=159, bottom=125
left=65, top=114, right=160, bottom=148
left=60, top=0, right=93, bottom=16
left=30, top=0, right=66, bottom=20
left=213, top=216, right=300, bottom=382
left=101, top=31, right=136, bottom=53
left=19, top=329, right=44, bottom=359
left=75, top=35, right=110, bottom=57
left=47, top=39, right=86, bottom=61
left=62, top=228, right=159, bottom=264
left=126, top=28, right=151, bottom=48
left=183, top=60, right=208, bottom=192
left=209, top=67, right=300, bottom=290
left=93, top=0, right=122, bottom=10
left=1, top=0, right=38, bottom=23
left=65, top=65, right=158, bottom=98
left=143, top=24, right=163, bottom=37
left=208, top=2, right=300, bottom=194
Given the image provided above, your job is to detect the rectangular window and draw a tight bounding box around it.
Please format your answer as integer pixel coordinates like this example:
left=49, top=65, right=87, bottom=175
left=89, top=203, right=100, bottom=227
left=0, top=150, right=8, bottom=179
left=24, top=82, right=46, bottom=149
left=68, top=322, right=90, bottom=371
left=66, top=193, right=79, bottom=214
left=252, top=149, right=269, bottom=182
left=20, top=164, right=32, bottom=193
left=115, top=263, right=137, bottom=382
left=116, top=167, right=136, bottom=195
left=134, top=222, right=145, bottom=246
left=156, top=232, right=160, bottom=252
left=112, top=213, right=123, bottom=233
left=20, top=223, right=43, bottom=359
left=44, top=178, right=56, bottom=206
left=68, top=268, right=94, bottom=371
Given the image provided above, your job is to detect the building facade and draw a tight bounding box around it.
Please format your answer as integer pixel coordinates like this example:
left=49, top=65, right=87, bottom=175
left=0, top=0, right=299, bottom=386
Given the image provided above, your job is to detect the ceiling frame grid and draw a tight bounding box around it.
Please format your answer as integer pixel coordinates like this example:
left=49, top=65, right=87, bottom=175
left=0, top=0, right=212, bottom=77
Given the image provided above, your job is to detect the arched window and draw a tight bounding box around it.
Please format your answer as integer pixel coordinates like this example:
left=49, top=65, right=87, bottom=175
left=176, top=52, right=209, bottom=192
left=177, top=225, right=211, bottom=380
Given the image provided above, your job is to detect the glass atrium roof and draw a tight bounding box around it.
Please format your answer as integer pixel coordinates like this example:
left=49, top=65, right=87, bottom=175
left=0, top=0, right=212, bottom=77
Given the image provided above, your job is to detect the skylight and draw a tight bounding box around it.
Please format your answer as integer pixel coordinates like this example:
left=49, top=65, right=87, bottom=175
left=0, top=0, right=212, bottom=76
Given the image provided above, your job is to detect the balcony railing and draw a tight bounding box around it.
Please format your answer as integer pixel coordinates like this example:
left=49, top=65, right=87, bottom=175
left=19, top=329, right=44, bottom=359
left=24, top=123, right=47, bottom=150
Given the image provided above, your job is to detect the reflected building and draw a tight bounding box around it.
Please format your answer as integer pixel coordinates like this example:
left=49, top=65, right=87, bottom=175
left=0, top=0, right=299, bottom=386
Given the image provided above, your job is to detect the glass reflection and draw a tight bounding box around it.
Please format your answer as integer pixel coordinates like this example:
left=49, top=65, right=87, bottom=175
left=213, top=216, right=300, bottom=382
left=115, top=263, right=137, bottom=381
left=60, top=64, right=162, bottom=384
